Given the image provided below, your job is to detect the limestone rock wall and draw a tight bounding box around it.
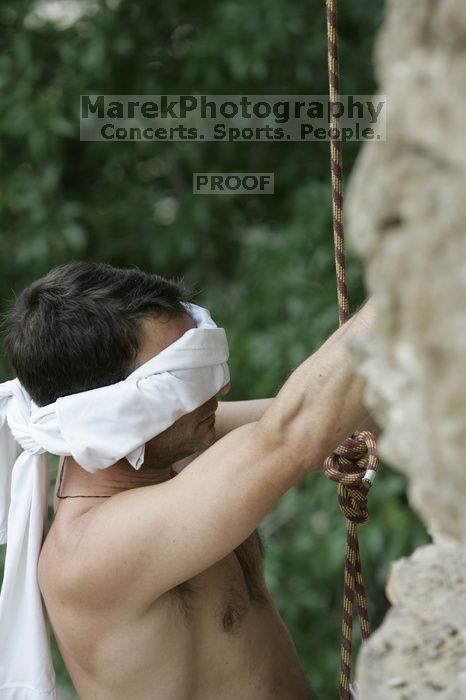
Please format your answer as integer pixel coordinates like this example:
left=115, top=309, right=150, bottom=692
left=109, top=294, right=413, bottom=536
left=355, top=543, right=466, bottom=699
left=345, top=0, right=466, bottom=696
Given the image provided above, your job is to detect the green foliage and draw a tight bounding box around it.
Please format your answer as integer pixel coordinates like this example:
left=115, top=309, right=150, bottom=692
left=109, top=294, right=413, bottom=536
left=0, top=1, right=430, bottom=698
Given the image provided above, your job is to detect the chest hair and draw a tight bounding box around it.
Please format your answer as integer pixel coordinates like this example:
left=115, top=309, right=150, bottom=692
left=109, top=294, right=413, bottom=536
left=171, top=529, right=267, bottom=620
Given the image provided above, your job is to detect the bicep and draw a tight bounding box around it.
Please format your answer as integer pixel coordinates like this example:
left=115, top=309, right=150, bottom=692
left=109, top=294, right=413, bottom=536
left=86, top=422, right=304, bottom=607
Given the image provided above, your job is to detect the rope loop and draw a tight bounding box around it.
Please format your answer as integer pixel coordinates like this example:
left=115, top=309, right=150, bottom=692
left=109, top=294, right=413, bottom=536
left=323, top=431, right=379, bottom=525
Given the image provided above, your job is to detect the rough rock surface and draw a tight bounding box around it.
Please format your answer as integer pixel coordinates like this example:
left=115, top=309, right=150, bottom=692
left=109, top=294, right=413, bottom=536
left=348, top=0, right=466, bottom=543
left=345, top=0, right=466, bottom=696
left=356, top=545, right=466, bottom=700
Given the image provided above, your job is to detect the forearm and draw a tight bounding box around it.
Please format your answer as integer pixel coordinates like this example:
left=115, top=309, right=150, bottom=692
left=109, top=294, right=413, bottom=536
left=215, top=398, right=273, bottom=441
left=257, top=301, right=376, bottom=472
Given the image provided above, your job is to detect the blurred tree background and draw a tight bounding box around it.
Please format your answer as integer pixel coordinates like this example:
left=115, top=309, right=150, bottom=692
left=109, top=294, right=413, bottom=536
left=0, top=0, right=429, bottom=698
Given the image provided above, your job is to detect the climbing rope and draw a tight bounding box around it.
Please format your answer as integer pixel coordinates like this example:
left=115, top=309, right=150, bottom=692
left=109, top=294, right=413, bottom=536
left=324, top=2, right=379, bottom=698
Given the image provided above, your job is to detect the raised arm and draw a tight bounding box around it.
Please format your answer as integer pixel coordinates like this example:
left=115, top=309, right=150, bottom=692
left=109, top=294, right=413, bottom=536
left=214, top=302, right=378, bottom=441
left=257, top=299, right=376, bottom=464
left=77, top=301, right=376, bottom=609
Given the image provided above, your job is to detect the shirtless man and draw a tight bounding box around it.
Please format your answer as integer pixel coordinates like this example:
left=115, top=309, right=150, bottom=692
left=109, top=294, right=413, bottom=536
left=4, top=262, right=376, bottom=699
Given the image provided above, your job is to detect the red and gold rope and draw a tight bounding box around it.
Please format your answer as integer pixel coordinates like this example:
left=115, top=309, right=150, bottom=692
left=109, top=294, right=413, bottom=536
left=324, top=2, right=379, bottom=698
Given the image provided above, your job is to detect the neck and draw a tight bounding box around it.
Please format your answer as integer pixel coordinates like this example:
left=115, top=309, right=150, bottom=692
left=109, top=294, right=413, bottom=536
left=56, top=454, right=179, bottom=501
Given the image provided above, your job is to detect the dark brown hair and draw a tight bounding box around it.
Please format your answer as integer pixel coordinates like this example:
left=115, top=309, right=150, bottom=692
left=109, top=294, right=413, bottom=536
left=2, top=261, right=191, bottom=406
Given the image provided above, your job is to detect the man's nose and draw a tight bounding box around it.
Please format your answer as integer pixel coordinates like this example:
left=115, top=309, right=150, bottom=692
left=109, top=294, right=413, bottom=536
left=218, top=382, right=231, bottom=396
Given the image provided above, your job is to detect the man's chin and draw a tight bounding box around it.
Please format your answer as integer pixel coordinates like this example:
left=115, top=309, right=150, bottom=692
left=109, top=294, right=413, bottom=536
left=197, top=424, right=217, bottom=451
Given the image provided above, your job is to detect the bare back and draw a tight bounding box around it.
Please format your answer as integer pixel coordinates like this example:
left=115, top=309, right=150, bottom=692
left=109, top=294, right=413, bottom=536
left=38, top=454, right=314, bottom=700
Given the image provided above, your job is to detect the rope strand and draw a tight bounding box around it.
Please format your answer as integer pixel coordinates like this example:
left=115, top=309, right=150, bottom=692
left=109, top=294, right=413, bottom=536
left=324, top=3, right=379, bottom=698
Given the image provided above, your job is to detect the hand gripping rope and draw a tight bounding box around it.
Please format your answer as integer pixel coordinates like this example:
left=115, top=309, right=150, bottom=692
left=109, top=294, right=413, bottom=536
left=324, top=2, right=379, bottom=698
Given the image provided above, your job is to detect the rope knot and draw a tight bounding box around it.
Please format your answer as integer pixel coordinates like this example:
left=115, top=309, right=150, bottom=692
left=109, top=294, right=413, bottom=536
left=323, top=430, right=378, bottom=525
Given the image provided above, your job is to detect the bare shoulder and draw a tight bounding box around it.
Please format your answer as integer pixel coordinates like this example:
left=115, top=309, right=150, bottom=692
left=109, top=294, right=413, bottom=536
left=60, top=422, right=301, bottom=614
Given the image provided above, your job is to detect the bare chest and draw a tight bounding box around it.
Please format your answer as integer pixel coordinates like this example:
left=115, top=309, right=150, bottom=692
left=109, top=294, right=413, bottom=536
left=40, top=528, right=313, bottom=700
left=169, top=530, right=269, bottom=631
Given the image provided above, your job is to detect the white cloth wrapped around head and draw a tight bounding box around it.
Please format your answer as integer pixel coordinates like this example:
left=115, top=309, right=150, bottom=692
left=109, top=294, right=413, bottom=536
left=0, top=302, right=229, bottom=699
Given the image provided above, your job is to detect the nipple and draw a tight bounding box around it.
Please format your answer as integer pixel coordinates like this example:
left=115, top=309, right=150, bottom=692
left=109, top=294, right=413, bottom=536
left=222, top=608, right=236, bottom=630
